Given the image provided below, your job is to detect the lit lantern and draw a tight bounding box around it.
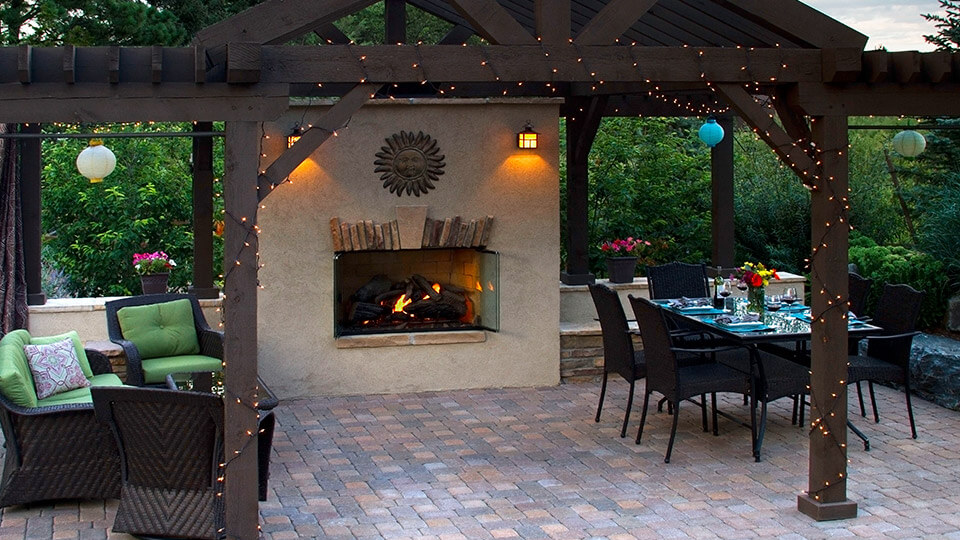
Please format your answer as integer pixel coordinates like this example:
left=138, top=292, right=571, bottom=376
left=698, top=116, right=725, bottom=147
left=76, top=139, right=116, bottom=183
left=892, top=130, right=926, bottom=157
left=517, top=121, right=538, bottom=149
left=287, top=125, right=304, bottom=148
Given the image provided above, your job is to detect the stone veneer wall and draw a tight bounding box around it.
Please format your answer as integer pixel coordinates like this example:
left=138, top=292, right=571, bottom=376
left=257, top=99, right=561, bottom=398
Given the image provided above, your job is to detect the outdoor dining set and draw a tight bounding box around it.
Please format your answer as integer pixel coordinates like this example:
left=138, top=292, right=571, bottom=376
left=0, top=293, right=268, bottom=539
left=590, top=261, right=925, bottom=463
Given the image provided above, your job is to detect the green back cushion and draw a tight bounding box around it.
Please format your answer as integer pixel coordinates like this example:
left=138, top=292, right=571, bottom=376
left=117, top=299, right=200, bottom=359
left=0, top=330, right=93, bottom=408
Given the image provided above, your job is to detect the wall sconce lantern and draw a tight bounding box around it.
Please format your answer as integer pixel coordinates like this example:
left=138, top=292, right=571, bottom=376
left=892, top=129, right=926, bottom=157
left=76, top=139, right=116, bottom=183
left=287, top=125, right=304, bottom=148
left=698, top=116, right=725, bottom=148
left=517, top=121, right=538, bottom=149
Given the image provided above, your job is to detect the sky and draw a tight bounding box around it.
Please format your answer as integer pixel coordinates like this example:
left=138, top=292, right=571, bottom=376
left=804, top=0, right=945, bottom=51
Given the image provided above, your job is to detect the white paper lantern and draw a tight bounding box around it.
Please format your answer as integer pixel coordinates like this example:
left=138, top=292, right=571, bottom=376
left=892, top=130, right=926, bottom=157
left=76, top=139, right=116, bottom=183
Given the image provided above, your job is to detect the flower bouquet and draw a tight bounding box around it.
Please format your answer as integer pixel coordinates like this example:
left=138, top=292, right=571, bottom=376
left=733, top=262, right=779, bottom=312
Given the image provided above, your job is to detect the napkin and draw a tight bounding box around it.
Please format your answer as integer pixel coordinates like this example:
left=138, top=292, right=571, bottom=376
left=713, top=313, right=760, bottom=325
left=667, top=297, right=711, bottom=309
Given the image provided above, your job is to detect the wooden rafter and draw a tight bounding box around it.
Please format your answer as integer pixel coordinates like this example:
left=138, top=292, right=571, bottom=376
left=446, top=0, right=536, bottom=44
left=0, top=83, right=289, bottom=123
left=258, top=83, right=377, bottom=200
left=194, top=0, right=378, bottom=51
left=715, top=82, right=817, bottom=184
left=315, top=22, right=352, bottom=45
left=574, top=0, right=658, bottom=45
left=438, top=24, right=475, bottom=45
left=772, top=86, right=811, bottom=143
left=792, top=82, right=960, bottom=116
left=535, top=0, right=570, bottom=45
left=713, top=0, right=867, bottom=49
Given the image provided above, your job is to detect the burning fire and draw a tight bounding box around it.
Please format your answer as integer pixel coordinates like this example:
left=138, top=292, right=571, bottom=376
left=393, top=294, right=413, bottom=313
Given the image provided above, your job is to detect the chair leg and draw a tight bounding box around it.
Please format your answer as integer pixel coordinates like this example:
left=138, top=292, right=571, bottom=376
left=711, top=393, right=719, bottom=436
left=700, top=393, right=708, bottom=432
left=798, top=394, right=805, bottom=427
left=620, top=380, right=635, bottom=438
left=658, top=396, right=668, bottom=413
left=868, top=381, right=880, bottom=423
left=595, top=372, right=608, bottom=423
left=856, top=381, right=866, bottom=417
left=791, top=395, right=799, bottom=426
left=904, top=378, right=918, bottom=439
left=636, top=391, right=652, bottom=445
left=665, top=400, right=681, bottom=463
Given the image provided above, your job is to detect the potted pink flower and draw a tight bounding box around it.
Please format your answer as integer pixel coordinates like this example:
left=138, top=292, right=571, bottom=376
left=133, top=251, right=176, bottom=294
left=599, top=237, right=649, bottom=283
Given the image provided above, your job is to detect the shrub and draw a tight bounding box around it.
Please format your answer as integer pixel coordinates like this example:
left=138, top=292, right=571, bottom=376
left=849, top=234, right=949, bottom=329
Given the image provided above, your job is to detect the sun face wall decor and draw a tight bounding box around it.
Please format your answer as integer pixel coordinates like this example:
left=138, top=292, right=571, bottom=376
left=374, top=131, right=446, bottom=196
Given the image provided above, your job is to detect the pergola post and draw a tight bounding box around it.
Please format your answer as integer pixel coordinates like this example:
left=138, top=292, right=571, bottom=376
left=189, top=121, right=220, bottom=299
left=222, top=121, right=261, bottom=539
left=711, top=115, right=735, bottom=268
left=798, top=114, right=855, bottom=521
left=561, top=95, right=606, bottom=285
left=19, top=123, right=45, bottom=305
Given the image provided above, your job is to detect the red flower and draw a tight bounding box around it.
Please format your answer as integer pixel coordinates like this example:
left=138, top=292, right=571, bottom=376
left=749, top=273, right=763, bottom=287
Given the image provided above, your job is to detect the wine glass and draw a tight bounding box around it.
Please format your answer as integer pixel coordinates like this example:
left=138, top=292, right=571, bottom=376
left=782, top=287, right=798, bottom=305
left=718, top=281, right=732, bottom=298
left=766, top=294, right=782, bottom=312
left=736, top=280, right=748, bottom=294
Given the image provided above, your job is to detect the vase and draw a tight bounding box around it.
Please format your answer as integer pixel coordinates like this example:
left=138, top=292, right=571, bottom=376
left=606, top=257, right=638, bottom=284
left=747, top=285, right=765, bottom=313
left=140, top=273, right=169, bottom=295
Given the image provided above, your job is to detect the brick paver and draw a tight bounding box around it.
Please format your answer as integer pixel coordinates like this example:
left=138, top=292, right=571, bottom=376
left=3, top=381, right=959, bottom=538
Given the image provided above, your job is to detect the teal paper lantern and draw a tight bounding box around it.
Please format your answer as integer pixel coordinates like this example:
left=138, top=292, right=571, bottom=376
left=892, top=130, right=926, bottom=157
left=698, top=117, right=725, bottom=147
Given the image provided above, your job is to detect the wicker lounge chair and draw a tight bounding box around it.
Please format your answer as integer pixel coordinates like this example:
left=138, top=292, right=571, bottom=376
left=0, top=330, right=122, bottom=507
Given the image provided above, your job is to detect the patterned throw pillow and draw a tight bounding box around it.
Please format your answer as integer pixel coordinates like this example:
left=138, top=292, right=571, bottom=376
left=23, top=337, right=91, bottom=400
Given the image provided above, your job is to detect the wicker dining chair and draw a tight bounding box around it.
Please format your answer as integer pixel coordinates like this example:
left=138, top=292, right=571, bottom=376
left=628, top=295, right=753, bottom=463
left=92, top=386, right=225, bottom=539
left=645, top=262, right=711, bottom=300
left=847, top=283, right=925, bottom=440
left=589, top=283, right=646, bottom=438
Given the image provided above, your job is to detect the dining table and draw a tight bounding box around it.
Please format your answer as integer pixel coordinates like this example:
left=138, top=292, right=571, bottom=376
left=654, top=297, right=883, bottom=460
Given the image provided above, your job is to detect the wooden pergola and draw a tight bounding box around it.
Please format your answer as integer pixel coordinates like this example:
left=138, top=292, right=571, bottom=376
left=4, top=0, right=960, bottom=537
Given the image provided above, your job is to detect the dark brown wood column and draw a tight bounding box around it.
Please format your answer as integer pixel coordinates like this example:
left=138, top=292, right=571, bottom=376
left=189, top=122, right=220, bottom=299
left=561, top=96, right=607, bottom=285
left=222, top=121, right=261, bottom=540
left=711, top=115, right=735, bottom=268
left=19, top=123, right=45, bottom=305
left=385, top=0, right=406, bottom=44
left=798, top=115, right=855, bottom=521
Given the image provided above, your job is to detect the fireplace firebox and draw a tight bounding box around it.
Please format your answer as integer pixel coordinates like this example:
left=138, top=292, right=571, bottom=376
left=334, top=248, right=499, bottom=337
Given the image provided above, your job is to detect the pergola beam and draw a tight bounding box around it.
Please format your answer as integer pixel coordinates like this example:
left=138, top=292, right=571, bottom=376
left=0, top=83, right=289, bottom=122
left=535, top=0, right=571, bottom=44
left=792, top=82, right=960, bottom=116
left=574, top=0, right=658, bottom=45
left=258, top=83, right=377, bottom=199
left=447, top=0, right=536, bottom=44
left=712, top=0, right=867, bottom=49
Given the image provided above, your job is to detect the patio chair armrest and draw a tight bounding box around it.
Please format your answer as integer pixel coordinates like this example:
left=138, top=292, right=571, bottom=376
left=84, top=349, right=114, bottom=375
left=199, top=329, right=224, bottom=359
left=0, top=392, right=94, bottom=417
left=671, top=343, right=745, bottom=355
left=864, top=331, right=921, bottom=343
left=111, top=338, right=144, bottom=386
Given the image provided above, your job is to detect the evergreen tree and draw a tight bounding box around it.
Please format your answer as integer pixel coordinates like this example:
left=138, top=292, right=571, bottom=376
left=924, top=0, right=960, bottom=51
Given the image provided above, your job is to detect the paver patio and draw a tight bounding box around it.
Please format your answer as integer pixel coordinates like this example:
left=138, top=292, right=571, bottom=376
left=2, top=381, right=959, bottom=539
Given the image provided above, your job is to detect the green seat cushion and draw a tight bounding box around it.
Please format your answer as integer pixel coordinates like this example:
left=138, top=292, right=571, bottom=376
left=0, top=330, right=93, bottom=408
left=117, top=299, right=200, bottom=359
left=36, top=373, right=124, bottom=407
left=142, top=355, right=222, bottom=384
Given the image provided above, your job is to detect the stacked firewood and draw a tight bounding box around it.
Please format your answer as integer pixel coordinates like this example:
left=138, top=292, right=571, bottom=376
left=347, top=274, right=469, bottom=324
left=330, top=216, right=493, bottom=251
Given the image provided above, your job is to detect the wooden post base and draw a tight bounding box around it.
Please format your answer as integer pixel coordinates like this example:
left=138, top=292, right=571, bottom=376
left=797, top=494, right=858, bottom=521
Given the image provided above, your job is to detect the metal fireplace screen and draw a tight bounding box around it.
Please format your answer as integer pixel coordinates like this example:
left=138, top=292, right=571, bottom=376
left=334, top=249, right=499, bottom=337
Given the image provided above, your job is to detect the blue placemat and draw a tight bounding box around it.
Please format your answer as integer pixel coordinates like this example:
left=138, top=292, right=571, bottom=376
left=677, top=306, right=725, bottom=315
left=707, top=319, right=772, bottom=332
left=780, top=304, right=808, bottom=312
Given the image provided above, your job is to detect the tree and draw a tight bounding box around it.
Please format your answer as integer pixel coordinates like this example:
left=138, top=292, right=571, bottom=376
left=924, top=0, right=960, bottom=51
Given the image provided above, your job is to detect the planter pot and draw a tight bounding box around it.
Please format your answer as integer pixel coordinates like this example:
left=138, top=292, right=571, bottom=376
left=747, top=285, right=765, bottom=314
left=140, top=273, right=169, bottom=295
left=606, top=257, right=638, bottom=284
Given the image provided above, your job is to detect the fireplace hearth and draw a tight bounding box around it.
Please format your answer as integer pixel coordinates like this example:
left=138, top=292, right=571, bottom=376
left=334, top=248, right=499, bottom=337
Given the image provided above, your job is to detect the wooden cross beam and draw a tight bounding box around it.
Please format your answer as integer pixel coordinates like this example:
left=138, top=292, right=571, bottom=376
left=574, top=0, right=658, bottom=45
left=712, top=0, right=867, bottom=49
left=715, top=82, right=818, bottom=185
left=535, top=0, right=571, bottom=45
left=257, top=83, right=378, bottom=200
left=447, top=0, right=536, bottom=44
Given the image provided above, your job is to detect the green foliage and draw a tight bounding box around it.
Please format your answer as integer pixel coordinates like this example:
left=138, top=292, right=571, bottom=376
left=849, top=234, right=949, bottom=330
left=559, top=117, right=712, bottom=278
left=40, top=123, right=211, bottom=297
left=336, top=3, right=455, bottom=45
left=924, top=0, right=960, bottom=51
